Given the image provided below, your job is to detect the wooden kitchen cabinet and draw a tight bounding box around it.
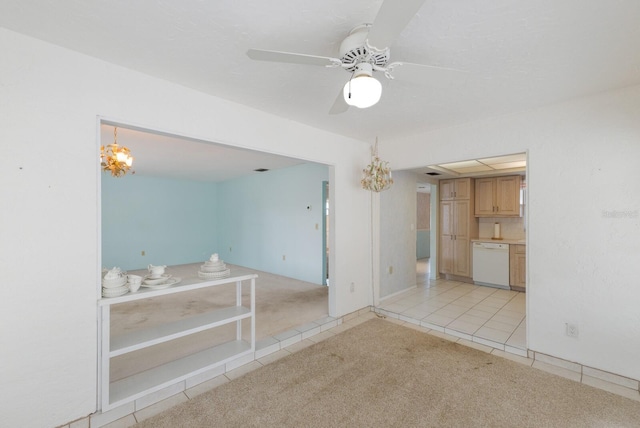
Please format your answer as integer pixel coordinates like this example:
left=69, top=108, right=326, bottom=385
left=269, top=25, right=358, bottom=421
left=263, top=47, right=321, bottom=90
left=440, top=178, right=472, bottom=201
left=439, top=178, right=478, bottom=278
left=510, top=244, right=526, bottom=291
left=475, top=175, right=521, bottom=217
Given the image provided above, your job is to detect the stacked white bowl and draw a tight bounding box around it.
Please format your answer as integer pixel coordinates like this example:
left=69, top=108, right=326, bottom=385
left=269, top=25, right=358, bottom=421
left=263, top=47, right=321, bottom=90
left=102, top=267, right=129, bottom=297
left=198, top=253, right=230, bottom=279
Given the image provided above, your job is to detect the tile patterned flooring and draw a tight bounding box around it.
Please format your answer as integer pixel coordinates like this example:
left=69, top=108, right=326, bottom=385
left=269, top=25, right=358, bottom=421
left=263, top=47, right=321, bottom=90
left=377, top=259, right=527, bottom=355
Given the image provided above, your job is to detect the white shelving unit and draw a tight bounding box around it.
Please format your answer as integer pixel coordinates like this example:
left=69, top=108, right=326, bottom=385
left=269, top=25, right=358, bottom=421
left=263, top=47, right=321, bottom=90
left=98, top=273, right=257, bottom=411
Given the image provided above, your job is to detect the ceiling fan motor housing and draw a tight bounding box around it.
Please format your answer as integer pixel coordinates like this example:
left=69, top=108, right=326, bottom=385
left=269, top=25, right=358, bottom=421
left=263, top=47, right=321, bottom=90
left=339, top=25, right=390, bottom=72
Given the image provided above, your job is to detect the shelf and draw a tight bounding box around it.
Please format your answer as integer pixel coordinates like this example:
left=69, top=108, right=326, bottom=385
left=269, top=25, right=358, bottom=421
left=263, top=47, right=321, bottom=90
left=110, top=306, right=251, bottom=357
left=99, top=272, right=256, bottom=412
left=99, top=273, right=258, bottom=306
left=108, top=340, right=252, bottom=408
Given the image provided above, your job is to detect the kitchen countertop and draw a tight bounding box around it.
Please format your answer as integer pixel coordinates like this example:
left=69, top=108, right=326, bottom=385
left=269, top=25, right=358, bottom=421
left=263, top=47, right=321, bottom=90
left=471, top=238, right=526, bottom=245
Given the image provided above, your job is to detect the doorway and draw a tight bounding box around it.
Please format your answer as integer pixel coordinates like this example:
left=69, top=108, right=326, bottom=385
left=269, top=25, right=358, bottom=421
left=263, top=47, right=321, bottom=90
left=416, top=184, right=431, bottom=284
left=99, top=119, right=331, bottom=317
left=379, top=153, right=528, bottom=354
left=322, top=181, right=329, bottom=286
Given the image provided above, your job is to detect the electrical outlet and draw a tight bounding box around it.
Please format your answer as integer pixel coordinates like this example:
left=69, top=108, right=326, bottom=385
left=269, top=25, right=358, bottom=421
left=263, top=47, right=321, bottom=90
left=388, top=266, right=393, bottom=274
left=229, top=247, right=232, bottom=252
left=282, top=255, right=286, bottom=261
left=141, top=250, right=145, bottom=256
left=350, top=282, right=355, bottom=292
left=565, top=323, right=579, bottom=338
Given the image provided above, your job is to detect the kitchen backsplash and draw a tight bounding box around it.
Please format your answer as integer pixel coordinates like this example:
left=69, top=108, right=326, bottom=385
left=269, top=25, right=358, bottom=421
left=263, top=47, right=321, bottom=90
left=479, top=217, right=525, bottom=240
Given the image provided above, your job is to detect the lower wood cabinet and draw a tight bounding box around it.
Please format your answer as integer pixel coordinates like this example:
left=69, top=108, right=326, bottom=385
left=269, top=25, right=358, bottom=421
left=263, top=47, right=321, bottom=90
left=509, top=244, right=526, bottom=291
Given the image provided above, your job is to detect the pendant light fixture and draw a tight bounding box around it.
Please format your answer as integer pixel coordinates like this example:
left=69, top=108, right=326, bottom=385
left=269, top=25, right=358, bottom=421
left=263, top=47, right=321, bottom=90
left=100, top=126, right=134, bottom=177
left=343, top=63, right=382, bottom=109
left=361, top=137, right=393, bottom=192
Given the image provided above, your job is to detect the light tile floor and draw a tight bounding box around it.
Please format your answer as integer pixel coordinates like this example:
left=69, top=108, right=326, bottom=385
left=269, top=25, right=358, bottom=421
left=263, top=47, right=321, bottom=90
left=377, top=259, right=526, bottom=354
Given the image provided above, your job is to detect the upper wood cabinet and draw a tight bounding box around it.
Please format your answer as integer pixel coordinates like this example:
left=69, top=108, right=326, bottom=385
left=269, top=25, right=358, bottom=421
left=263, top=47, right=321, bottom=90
left=475, top=175, right=521, bottom=217
left=440, top=178, right=472, bottom=201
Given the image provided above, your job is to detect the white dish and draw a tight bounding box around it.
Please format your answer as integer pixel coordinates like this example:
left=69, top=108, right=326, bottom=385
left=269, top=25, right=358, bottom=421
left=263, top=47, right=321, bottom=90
left=143, top=274, right=172, bottom=285
left=102, top=277, right=127, bottom=288
left=200, top=264, right=227, bottom=272
left=102, top=286, right=129, bottom=297
left=198, top=269, right=230, bottom=279
left=103, top=291, right=128, bottom=297
left=103, top=283, right=129, bottom=290
left=141, top=277, right=181, bottom=289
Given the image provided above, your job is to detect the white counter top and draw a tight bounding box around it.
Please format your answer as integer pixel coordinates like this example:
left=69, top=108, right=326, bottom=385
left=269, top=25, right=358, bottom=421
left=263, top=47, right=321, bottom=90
left=471, top=238, right=526, bottom=245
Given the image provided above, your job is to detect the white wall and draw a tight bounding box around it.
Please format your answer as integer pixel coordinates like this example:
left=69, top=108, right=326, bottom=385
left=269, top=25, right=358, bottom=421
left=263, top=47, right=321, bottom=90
left=0, top=28, right=372, bottom=427
left=382, top=84, right=640, bottom=381
left=379, top=171, right=418, bottom=298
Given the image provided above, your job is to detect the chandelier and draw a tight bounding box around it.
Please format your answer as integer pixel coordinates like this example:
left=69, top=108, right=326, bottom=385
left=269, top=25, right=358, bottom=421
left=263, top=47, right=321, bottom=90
left=361, top=138, right=393, bottom=192
left=101, top=127, right=134, bottom=177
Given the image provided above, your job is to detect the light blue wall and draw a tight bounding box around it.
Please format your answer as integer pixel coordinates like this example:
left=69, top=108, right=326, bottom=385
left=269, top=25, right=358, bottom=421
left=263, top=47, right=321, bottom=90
left=101, top=175, right=218, bottom=271
left=217, top=163, right=328, bottom=284
left=102, top=163, right=329, bottom=283
left=417, top=230, right=430, bottom=258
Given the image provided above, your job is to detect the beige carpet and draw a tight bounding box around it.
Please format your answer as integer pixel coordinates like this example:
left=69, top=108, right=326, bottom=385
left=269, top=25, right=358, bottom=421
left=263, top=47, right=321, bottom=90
left=137, top=319, right=640, bottom=427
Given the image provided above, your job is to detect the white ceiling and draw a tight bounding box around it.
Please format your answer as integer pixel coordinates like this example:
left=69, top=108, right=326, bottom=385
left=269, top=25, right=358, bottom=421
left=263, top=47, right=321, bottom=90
left=3, top=0, right=640, bottom=179
left=100, top=124, right=306, bottom=182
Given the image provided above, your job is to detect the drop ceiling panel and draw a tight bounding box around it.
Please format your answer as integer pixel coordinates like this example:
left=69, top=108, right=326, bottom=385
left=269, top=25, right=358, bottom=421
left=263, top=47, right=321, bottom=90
left=489, top=161, right=527, bottom=170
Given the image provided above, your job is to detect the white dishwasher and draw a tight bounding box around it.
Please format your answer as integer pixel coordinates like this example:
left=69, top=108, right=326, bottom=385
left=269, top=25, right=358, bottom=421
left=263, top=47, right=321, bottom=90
left=472, top=242, right=510, bottom=289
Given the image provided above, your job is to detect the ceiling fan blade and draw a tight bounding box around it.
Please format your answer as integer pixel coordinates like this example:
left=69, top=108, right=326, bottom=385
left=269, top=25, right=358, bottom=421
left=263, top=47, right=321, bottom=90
left=247, top=48, right=341, bottom=67
left=329, top=88, right=349, bottom=115
left=367, top=0, right=427, bottom=51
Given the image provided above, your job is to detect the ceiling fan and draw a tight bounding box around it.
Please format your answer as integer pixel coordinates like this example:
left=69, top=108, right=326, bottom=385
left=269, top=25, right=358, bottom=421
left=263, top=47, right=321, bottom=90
left=246, top=0, right=463, bottom=114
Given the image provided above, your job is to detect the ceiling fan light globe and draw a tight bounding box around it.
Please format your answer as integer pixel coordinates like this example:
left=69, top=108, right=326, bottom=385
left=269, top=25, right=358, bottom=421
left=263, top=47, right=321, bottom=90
left=342, top=76, right=382, bottom=108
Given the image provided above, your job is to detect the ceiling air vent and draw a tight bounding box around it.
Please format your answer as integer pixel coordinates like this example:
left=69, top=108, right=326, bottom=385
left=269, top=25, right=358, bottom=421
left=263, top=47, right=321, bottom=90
left=425, top=172, right=441, bottom=176
left=254, top=168, right=269, bottom=172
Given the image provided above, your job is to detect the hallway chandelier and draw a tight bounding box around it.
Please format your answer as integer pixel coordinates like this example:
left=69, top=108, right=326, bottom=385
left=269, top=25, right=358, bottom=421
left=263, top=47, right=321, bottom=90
left=361, top=138, right=393, bottom=192
left=101, top=127, right=134, bottom=177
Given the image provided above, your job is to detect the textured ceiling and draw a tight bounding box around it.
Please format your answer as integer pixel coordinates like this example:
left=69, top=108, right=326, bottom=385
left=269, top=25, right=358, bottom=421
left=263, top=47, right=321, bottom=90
left=100, top=125, right=306, bottom=182
left=2, top=0, right=640, bottom=179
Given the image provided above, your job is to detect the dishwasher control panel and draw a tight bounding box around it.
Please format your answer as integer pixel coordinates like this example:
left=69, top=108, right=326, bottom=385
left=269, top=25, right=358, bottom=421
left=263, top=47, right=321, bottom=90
left=473, top=242, right=509, bottom=250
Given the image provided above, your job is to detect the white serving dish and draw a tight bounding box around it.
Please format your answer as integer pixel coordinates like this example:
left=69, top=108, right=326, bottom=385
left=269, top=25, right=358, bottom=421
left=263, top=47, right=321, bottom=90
left=141, top=277, right=181, bottom=289
left=143, top=274, right=172, bottom=285
left=102, top=284, right=129, bottom=297
left=200, top=264, right=227, bottom=272
left=198, top=269, right=230, bottom=279
left=102, top=276, right=127, bottom=289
